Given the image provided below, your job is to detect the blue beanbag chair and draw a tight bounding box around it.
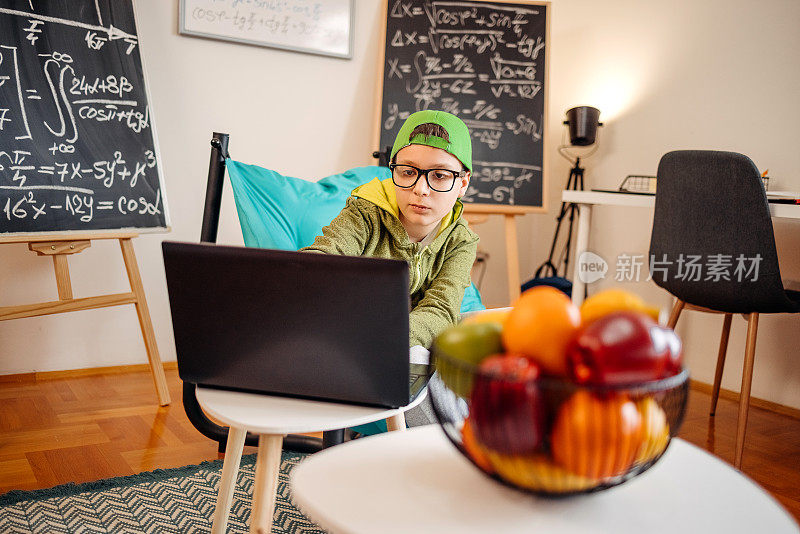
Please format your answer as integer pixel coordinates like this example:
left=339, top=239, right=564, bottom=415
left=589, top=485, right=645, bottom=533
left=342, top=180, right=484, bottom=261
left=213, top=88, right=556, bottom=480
left=225, top=159, right=485, bottom=314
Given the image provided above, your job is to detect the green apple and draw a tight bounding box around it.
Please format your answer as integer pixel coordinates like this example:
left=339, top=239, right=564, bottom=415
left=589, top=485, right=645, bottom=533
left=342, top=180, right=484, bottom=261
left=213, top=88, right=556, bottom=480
left=433, top=322, right=503, bottom=397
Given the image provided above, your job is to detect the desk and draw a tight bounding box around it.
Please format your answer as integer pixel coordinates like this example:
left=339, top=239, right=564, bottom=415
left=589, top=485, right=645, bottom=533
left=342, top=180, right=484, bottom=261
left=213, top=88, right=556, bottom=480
left=561, top=190, right=800, bottom=306
left=197, top=386, right=426, bottom=534
left=291, top=425, right=799, bottom=534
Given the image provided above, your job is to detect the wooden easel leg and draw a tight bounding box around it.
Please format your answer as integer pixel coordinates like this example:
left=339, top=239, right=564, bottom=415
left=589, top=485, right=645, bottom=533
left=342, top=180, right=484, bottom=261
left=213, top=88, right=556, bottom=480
left=119, top=238, right=171, bottom=406
left=504, top=215, right=521, bottom=304
left=52, top=255, right=73, bottom=300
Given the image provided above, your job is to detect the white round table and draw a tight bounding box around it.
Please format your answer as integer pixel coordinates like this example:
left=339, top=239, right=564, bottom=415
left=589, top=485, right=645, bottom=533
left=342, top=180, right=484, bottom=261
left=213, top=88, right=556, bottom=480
left=291, top=425, right=799, bottom=534
left=196, top=386, right=426, bottom=534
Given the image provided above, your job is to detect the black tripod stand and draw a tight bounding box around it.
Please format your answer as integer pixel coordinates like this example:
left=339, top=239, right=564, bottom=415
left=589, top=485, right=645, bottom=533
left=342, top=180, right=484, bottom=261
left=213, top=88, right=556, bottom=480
left=535, top=157, right=584, bottom=281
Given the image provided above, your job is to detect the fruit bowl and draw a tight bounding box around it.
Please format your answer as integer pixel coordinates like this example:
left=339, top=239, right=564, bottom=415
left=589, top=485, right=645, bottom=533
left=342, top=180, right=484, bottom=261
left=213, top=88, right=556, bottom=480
left=430, top=346, right=689, bottom=496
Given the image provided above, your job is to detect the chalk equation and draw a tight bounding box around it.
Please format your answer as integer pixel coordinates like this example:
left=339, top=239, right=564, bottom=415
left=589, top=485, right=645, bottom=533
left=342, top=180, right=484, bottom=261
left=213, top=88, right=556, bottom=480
left=180, top=0, right=353, bottom=58
left=0, top=46, right=149, bottom=142
left=380, top=1, right=548, bottom=209
left=2, top=185, right=162, bottom=224
left=0, top=1, right=168, bottom=233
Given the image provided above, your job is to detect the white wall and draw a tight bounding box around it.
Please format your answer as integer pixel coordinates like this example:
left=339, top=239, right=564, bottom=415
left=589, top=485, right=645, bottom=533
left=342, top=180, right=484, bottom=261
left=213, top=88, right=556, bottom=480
left=0, top=0, right=386, bottom=375
left=1, top=0, right=798, bottom=409
left=521, top=0, right=800, bottom=411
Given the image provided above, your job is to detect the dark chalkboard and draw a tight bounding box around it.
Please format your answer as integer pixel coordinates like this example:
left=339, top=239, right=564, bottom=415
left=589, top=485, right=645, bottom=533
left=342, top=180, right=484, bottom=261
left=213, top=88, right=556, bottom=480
left=0, top=0, right=169, bottom=235
left=376, top=0, right=549, bottom=213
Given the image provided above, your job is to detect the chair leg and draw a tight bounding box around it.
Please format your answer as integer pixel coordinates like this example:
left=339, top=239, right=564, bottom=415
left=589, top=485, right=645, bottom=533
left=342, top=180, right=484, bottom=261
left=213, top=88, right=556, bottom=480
left=386, top=412, right=406, bottom=432
left=212, top=426, right=247, bottom=534
left=250, top=434, right=284, bottom=534
left=710, top=313, right=733, bottom=416
left=667, top=299, right=685, bottom=329
left=735, top=313, right=759, bottom=470
left=322, top=429, right=345, bottom=448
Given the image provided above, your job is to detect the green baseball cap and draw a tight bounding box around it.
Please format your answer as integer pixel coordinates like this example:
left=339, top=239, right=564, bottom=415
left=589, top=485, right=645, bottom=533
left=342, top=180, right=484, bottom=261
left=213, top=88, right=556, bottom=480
left=390, top=110, right=472, bottom=171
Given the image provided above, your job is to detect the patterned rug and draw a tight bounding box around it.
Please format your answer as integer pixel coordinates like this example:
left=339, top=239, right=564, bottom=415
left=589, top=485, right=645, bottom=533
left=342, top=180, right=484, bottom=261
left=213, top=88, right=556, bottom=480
left=0, top=451, right=324, bottom=533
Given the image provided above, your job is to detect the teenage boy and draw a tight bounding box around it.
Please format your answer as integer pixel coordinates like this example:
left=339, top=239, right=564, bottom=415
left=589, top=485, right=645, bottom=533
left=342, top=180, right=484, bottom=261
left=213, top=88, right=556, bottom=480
left=302, top=110, right=479, bottom=348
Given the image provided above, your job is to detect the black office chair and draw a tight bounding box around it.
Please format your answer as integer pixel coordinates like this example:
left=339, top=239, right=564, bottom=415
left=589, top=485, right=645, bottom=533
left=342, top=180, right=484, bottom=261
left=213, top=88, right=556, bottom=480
left=648, top=150, right=800, bottom=469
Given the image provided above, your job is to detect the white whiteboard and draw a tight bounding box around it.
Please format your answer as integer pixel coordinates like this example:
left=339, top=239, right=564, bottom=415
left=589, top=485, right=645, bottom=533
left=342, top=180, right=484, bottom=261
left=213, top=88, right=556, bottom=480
left=179, top=0, right=354, bottom=59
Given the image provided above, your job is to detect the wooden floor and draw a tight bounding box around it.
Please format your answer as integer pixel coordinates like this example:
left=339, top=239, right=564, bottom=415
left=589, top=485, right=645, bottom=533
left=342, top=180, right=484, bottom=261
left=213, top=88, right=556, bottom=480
left=1, top=367, right=798, bottom=522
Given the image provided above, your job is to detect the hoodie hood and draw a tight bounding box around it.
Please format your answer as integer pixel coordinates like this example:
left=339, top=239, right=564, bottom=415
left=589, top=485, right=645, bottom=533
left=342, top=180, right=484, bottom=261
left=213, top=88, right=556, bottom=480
left=351, top=177, right=462, bottom=237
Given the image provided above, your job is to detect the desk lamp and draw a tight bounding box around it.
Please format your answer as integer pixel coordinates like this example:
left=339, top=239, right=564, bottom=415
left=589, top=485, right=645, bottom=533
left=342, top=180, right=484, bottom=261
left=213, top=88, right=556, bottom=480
left=534, top=106, right=603, bottom=289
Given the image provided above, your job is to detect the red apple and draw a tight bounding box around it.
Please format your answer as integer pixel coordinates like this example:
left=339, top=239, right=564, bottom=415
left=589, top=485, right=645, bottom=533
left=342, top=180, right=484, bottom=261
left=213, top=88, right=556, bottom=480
left=469, top=353, right=545, bottom=454
left=567, top=311, right=682, bottom=386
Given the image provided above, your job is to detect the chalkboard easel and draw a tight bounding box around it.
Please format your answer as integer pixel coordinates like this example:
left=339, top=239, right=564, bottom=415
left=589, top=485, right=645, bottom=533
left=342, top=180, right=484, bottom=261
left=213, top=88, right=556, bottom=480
left=0, top=232, right=170, bottom=406
left=461, top=206, right=522, bottom=303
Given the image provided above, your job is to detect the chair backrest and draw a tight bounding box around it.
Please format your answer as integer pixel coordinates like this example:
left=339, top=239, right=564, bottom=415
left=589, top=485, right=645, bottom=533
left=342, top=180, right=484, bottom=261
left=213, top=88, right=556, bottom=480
left=648, top=150, right=791, bottom=313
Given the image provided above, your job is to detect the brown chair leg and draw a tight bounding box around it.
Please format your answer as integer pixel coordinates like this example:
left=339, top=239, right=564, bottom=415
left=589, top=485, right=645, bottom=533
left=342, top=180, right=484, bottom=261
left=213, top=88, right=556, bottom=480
left=710, top=313, right=733, bottom=416
left=667, top=299, right=685, bottom=329
left=735, top=313, right=759, bottom=470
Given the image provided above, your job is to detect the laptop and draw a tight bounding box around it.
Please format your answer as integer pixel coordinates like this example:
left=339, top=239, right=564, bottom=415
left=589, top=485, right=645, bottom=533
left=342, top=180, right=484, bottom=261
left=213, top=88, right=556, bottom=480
left=162, top=241, right=431, bottom=409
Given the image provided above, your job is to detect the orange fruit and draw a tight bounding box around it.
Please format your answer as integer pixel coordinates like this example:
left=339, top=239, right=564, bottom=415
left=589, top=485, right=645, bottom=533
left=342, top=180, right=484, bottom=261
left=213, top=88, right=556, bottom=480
left=462, top=308, right=511, bottom=326
left=580, top=288, right=661, bottom=326
left=461, top=418, right=494, bottom=474
left=502, top=286, right=581, bottom=376
left=551, top=391, right=644, bottom=479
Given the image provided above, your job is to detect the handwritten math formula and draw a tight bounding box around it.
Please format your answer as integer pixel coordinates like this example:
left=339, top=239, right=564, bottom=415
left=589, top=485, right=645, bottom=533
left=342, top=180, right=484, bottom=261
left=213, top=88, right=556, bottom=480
left=0, top=1, right=168, bottom=234
left=379, top=1, right=548, bottom=209
left=180, top=0, right=353, bottom=58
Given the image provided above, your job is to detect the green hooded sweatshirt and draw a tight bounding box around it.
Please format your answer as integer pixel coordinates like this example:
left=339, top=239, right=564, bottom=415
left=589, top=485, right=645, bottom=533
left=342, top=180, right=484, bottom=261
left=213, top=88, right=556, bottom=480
left=301, top=177, right=479, bottom=348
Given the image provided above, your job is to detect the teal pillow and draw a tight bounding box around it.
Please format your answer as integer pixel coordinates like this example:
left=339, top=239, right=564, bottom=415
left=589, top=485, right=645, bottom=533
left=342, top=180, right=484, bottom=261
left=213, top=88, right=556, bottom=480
left=225, top=159, right=484, bottom=313
left=227, top=160, right=385, bottom=250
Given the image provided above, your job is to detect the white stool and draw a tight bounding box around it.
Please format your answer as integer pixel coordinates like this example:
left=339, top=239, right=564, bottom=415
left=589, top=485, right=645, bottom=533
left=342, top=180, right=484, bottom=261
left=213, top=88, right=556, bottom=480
left=197, top=386, right=427, bottom=534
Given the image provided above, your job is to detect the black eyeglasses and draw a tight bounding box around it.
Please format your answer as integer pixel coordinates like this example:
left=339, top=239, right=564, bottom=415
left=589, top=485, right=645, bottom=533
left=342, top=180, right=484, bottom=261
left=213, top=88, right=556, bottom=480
left=388, top=164, right=465, bottom=192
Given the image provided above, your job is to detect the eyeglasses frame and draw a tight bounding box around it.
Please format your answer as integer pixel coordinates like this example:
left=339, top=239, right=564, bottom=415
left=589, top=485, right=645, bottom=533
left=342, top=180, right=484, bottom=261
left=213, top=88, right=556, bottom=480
left=388, top=163, right=467, bottom=193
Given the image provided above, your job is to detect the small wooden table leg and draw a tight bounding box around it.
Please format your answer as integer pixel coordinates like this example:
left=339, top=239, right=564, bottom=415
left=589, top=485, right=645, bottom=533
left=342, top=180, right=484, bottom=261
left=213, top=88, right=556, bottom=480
left=250, top=434, right=284, bottom=534
left=212, top=426, right=247, bottom=534
left=386, top=412, right=406, bottom=432
left=119, top=238, right=170, bottom=406
left=571, top=204, right=592, bottom=307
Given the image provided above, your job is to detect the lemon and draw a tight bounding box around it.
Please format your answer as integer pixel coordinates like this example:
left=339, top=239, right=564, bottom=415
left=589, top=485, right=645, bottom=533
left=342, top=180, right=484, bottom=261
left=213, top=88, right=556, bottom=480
left=484, top=450, right=598, bottom=493
left=635, top=397, right=670, bottom=464
left=580, top=288, right=660, bottom=326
